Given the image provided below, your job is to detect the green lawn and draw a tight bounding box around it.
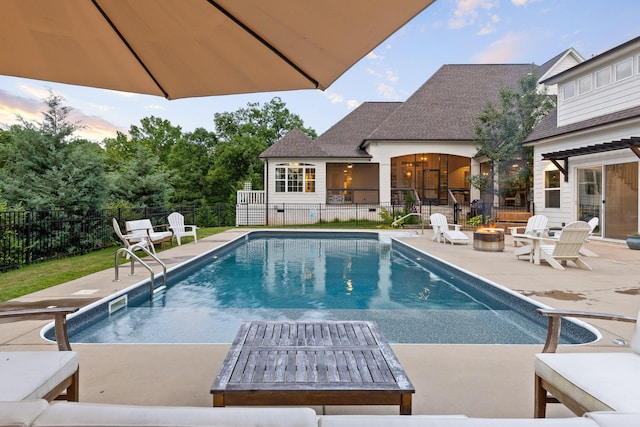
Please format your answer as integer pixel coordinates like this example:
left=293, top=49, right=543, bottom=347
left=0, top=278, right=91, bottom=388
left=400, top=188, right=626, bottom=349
left=0, top=227, right=231, bottom=303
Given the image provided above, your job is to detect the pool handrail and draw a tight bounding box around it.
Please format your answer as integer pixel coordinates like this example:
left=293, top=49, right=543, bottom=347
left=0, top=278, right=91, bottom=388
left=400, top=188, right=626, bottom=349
left=114, top=246, right=166, bottom=293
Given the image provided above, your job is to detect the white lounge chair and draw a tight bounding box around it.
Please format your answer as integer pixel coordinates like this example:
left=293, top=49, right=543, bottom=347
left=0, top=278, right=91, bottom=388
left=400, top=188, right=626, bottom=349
left=125, top=219, right=173, bottom=254
left=429, top=213, right=469, bottom=245
left=112, top=218, right=152, bottom=258
left=534, top=307, right=639, bottom=417
left=0, top=307, right=79, bottom=402
left=167, top=212, right=198, bottom=245
left=538, top=221, right=592, bottom=271
left=509, top=214, right=548, bottom=247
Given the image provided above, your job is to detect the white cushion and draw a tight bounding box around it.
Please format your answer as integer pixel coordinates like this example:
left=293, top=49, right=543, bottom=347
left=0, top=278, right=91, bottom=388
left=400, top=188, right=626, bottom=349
left=586, top=412, right=640, bottom=427
left=0, top=400, right=49, bottom=427
left=33, top=403, right=318, bottom=427
left=320, top=415, right=595, bottom=427
left=535, top=352, right=640, bottom=412
left=0, top=352, right=78, bottom=401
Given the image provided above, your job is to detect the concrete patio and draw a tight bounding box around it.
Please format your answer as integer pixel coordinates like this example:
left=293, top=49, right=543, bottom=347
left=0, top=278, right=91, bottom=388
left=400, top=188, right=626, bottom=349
left=1, top=228, right=638, bottom=419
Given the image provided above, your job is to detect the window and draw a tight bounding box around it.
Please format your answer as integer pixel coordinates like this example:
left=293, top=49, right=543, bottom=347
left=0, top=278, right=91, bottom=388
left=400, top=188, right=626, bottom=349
left=545, top=170, right=561, bottom=208
left=615, top=58, right=632, bottom=81
left=275, top=163, right=315, bottom=193
left=578, top=75, right=592, bottom=94
left=596, top=67, right=611, bottom=88
left=562, top=81, right=575, bottom=100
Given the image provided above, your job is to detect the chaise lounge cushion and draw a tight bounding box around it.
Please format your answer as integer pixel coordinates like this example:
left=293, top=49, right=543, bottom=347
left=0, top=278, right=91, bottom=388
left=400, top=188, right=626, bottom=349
left=585, top=412, right=640, bottom=427
left=0, top=352, right=78, bottom=401
left=319, top=415, right=597, bottom=427
left=534, top=352, right=640, bottom=412
left=0, top=400, right=50, bottom=427
left=30, top=402, right=318, bottom=427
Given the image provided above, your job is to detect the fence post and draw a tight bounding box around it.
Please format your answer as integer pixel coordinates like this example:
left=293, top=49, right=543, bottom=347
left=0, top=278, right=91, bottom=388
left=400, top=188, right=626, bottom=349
left=25, top=211, right=32, bottom=266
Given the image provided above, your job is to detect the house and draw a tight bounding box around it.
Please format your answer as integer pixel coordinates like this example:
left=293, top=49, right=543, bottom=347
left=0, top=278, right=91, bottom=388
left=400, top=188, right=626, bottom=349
left=238, top=52, right=583, bottom=226
left=525, top=35, right=640, bottom=239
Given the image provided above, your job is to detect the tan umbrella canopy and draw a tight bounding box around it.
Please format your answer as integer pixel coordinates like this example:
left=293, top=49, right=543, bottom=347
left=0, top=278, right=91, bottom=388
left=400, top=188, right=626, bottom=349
left=0, top=0, right=434, bottom=100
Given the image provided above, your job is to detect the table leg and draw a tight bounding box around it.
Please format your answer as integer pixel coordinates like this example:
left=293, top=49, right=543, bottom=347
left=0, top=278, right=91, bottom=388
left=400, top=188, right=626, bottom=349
left=213, top=394, right=225, bottom=407
left=400, top=393, right=412, bottom=415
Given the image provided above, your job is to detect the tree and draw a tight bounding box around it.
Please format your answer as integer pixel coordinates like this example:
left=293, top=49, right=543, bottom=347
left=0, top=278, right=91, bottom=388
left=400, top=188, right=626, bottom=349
left=205, top=134, right=268, bottom=203
left=472, top=72, right=555, bottom=201
left=108, top=144, right=172, bottom=207
left=0, top=92, right=107, bottom=211
left=207, top=97, right=316, bottom=203
left=213, top=97, right=316, bottom=146
left=166, top=128, right=216, bottom=204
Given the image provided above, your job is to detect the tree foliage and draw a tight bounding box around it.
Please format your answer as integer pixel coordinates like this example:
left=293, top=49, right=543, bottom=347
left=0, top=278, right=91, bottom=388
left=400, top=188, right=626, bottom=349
left=472, top=72, right=555, bottom=196
left=0, top=94, right=106, bottom=211
left=213, top=97, right=316, bottom=147
left=1, top=93, right=315, bottom=210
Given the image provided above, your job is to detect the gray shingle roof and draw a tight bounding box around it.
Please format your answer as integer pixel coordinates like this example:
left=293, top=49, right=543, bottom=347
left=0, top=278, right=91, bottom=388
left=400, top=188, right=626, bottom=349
left=367, top=64, right=540, bottom=141
left=258, top=128, right=325, bottom=158
left=316, top=102, right=402, bottom=157
left=260, top=64, right=541, bottom=159
left=525, top=105, right=640, bottom=143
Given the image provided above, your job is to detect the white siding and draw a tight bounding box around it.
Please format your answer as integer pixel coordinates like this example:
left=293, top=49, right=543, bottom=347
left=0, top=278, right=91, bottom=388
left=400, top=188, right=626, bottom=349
left=556, top=43, right=640, bottom=126
left=264, top=158, right=328, bottom=205
left=558, top=71, right=640, bottom=126
left=533, top=122, right=640, bottom=229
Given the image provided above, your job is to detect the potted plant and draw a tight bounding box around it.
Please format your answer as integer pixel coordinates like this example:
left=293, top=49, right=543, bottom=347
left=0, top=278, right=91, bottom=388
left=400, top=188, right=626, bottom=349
left=626, top=233, right=640, bottom=250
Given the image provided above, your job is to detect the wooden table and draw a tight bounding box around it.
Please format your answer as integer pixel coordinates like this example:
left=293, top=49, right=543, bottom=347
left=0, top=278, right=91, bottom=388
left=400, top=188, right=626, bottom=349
left=211, top=320, right=415, bottom=414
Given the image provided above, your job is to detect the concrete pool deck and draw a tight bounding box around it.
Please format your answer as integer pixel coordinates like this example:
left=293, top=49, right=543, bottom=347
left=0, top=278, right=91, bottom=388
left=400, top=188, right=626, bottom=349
left=1, top=228, right=639, bottom=418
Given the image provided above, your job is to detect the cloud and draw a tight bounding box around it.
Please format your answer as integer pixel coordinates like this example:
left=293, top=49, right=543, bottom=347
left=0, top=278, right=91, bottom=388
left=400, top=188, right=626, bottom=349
left=324, top=92, right=345, bottom=104
left=377, top=83, right=400, bottom=100
left=145, top=104, right=165, bottom=111
left=346, top=100, right=360, bottom=109
left=478, top=14, right=500, bottom=35
left=366, top=51, right=382, bottom=60
left=449, top=0, right=499, bottom=29
left=511, top=0, right=529, bottom=5
left=0, top=89, right=123, bottom=142
left=472, top=32, right=527, bottom=63
left=385, top=70, right=400, bottom=83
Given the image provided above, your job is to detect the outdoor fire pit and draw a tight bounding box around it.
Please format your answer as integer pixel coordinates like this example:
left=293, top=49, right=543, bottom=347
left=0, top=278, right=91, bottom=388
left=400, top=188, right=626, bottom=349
left=473, top=227, right=505, bottom=252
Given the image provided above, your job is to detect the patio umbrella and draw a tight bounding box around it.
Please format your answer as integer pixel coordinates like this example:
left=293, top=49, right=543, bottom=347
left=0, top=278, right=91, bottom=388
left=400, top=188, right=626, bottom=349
left=0, top=0, right=434, bottom=99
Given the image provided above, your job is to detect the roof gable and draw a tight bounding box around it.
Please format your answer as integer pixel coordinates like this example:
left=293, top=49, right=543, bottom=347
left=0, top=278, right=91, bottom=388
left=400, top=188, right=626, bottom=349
left=315, top=102, right=402, bottom=157
left=537, top=48, right=584, bottom=83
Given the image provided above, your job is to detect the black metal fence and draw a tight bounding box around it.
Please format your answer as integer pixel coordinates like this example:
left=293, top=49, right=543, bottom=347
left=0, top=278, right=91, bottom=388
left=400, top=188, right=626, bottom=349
left=0, top=204, right=236, bottom=272
left=1, top=201, right=530, bottom=272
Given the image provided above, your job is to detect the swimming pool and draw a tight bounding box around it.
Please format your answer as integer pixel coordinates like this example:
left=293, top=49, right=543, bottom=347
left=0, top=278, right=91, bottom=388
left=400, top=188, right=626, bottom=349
left=52, top=231, right=598, bottom=344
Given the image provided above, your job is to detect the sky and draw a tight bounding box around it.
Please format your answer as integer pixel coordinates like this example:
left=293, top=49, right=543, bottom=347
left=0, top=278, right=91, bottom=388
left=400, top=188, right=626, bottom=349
left=1, top=0, right=640, bottom=142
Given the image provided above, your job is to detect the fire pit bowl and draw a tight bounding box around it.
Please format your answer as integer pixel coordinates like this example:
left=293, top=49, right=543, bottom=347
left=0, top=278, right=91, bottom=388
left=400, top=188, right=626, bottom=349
left=473, top=227, right=505, bottom=252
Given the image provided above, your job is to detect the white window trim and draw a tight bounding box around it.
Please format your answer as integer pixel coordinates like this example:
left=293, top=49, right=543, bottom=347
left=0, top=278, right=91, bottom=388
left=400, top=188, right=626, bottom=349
left=562, top=81, right=575, bottom=100
left=274, top=163, right=316, bottom=193
left=614, top=57, right=633, bottom=82
left=595, top=66, right=611, bottom=89
left=578, top=75, right=592, bottom=94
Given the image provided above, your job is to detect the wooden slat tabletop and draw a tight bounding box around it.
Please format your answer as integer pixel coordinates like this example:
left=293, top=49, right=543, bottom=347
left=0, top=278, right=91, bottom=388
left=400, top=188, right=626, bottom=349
left=211, top=321, right=414, bottom=414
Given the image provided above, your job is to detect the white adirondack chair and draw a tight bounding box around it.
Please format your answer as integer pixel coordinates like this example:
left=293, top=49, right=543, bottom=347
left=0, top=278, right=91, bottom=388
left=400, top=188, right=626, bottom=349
left=538, top=221, right=592, bottom=271
left=167, top=212, right=198, bottom=245
left=509, top=214, right=548, bottom=247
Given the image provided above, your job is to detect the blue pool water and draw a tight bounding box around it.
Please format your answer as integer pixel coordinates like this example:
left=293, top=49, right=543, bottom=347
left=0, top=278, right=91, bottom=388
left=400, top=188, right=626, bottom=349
left=60, top=231, right=597, bottom=344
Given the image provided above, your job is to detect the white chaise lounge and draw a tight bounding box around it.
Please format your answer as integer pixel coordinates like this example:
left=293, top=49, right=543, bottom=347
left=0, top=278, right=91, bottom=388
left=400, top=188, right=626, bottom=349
left=429, top=213, right=469, bottom=245
left=1, top=400, right=639, bottom=427
left=0, top=307, right=79, bottom=402
left=534, top=307, right=640, bottom=417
